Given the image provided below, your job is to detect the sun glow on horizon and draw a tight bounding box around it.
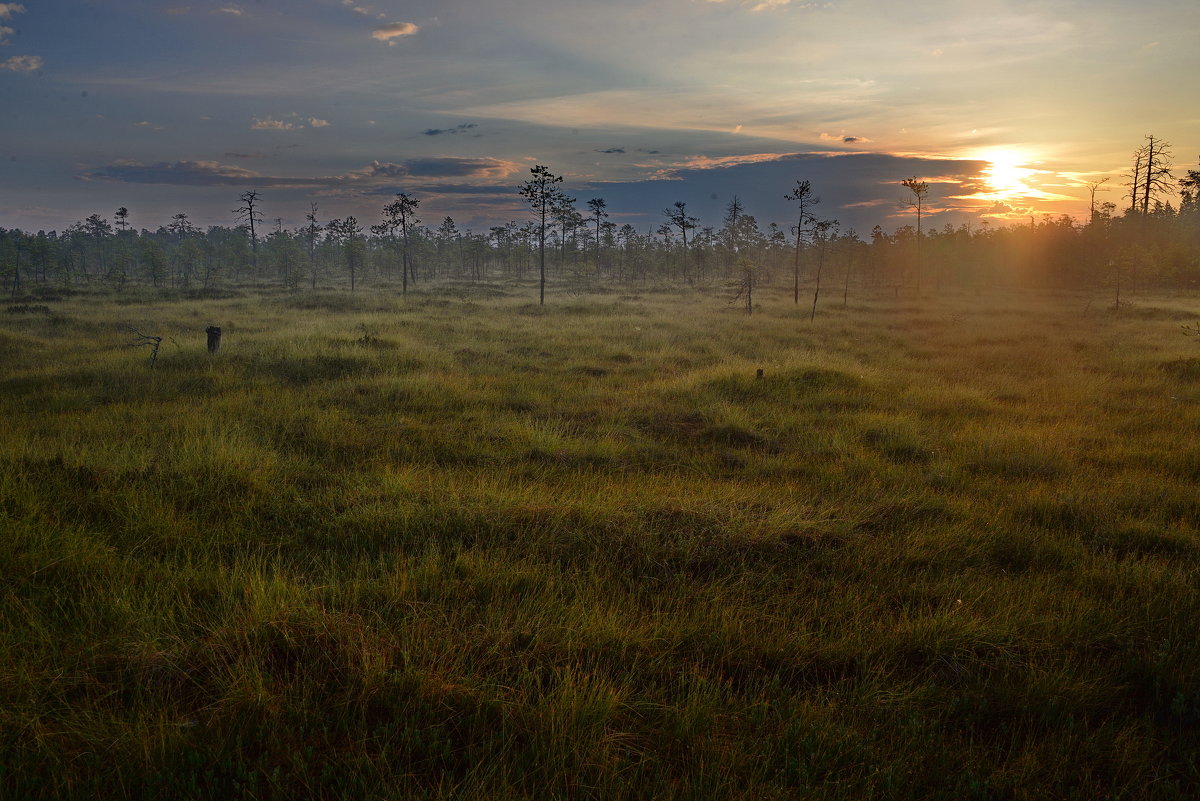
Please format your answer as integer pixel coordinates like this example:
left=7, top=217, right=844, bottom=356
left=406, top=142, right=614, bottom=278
left=948, top=147, right=1085, bottom=221
left=981, top=150, right=1038, bottom=199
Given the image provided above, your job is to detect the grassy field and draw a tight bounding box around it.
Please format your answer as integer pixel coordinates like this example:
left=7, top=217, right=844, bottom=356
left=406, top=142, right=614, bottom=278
left=2, top=280, right=1199, bottom=799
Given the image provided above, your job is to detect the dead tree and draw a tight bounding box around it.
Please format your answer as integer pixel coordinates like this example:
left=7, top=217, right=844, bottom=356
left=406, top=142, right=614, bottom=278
left=128, top=328, right=164, bottom=367
left=234, top=190, right=263, bottom=272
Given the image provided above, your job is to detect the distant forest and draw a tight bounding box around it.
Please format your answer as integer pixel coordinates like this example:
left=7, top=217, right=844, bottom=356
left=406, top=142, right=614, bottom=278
left=4, top=140, right=1200, bottom=301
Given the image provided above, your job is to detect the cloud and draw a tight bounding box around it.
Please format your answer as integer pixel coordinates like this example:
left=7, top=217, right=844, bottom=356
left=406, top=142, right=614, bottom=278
left=251, top=116, right=298, bottom=130
left=77, top=156, right=521, bottom=189
left=705, top=0, right=828, bottom=11
left=820, top=132, right=872, bottom=145
left=224, top=152, right=263, bottom=159
left=216, top=5, right=243, bottom=16
left=352, top=157, right=518, bottom=180
left=460, top=83, right=877, bottom=141
left=595, top=148, right=626, bottom=154
left=0, top=25, right=13, bottom=45
left=371, top=22, right=418, bottom=44
left=0, top=54, right=40, bottom=72
left=0, top=4, right=25, bottom=20
left=422, top=123, right=478, bottom=136
left=77, top=160, right=263, bottom=187
left=342, top=0, right=372, bottom=15
left=249, top=113, right=328, bottom=131
left=579, top=151, right=1005, bottom=234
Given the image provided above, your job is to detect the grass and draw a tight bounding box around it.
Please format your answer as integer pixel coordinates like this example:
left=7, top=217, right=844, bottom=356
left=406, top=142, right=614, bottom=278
left=2, top=280, right=1200, bottom=799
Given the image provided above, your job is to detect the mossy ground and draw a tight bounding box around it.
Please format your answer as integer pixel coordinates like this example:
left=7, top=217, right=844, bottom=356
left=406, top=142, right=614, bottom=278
left=2, top=281, right=1199, bottom=799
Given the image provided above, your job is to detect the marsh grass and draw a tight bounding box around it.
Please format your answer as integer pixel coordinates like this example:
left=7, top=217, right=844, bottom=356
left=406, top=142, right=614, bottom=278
left=2, top=282, right=1199, bottom=799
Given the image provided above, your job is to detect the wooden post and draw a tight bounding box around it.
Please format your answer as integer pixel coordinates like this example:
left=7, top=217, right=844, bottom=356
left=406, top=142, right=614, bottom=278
left=756, top=368, right=764, bottom=380
left=206, top=325, right=222, bottom=354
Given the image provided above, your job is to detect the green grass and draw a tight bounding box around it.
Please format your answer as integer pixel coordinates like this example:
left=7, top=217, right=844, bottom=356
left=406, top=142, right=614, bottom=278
left=2, top=281, right=1200, bottom=799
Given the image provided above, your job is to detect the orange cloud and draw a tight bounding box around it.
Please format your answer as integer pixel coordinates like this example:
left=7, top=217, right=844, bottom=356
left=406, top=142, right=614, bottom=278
left=0, top=54, right=41, bottom=72
left=371, top=22, right=418, bottom=44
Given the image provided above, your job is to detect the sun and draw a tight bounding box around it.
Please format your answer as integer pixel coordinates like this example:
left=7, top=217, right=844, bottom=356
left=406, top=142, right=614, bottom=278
left=981, top=150, right=1036, bottom=197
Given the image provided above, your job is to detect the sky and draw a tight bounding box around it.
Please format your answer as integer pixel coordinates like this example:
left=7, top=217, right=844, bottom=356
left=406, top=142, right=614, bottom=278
left=1, top=0, right=1198, bottom=237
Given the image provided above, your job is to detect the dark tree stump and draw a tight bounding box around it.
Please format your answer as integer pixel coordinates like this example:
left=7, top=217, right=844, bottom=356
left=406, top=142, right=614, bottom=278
left=206, top=326, right=222, bottom=354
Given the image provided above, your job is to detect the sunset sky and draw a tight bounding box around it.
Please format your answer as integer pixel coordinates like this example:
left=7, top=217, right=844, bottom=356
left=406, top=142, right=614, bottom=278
left=2, top=0, right=1197, bottom=236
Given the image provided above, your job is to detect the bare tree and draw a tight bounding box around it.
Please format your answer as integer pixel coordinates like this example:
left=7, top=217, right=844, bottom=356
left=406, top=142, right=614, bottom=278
left=810, top=219, right=839, bottom=322
left=901, top=177, right=929, bottom=291
left=728, top=256, right=759, bottom=315
left=234, top=190, right=263, bottom=271
left=1137, top=135, right=1173, bottom=216
left=1086, top=177, right=1110, bottom=225
left=785, top=181, right=818, bottom=304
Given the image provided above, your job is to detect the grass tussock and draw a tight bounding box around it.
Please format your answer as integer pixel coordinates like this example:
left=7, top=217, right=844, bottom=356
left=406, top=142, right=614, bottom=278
left=2, top=281, right=1199, bottom=799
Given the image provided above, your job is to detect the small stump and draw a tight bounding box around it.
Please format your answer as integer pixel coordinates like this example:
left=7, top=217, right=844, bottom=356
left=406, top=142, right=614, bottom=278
left=206, top=325, right=222, bottom=354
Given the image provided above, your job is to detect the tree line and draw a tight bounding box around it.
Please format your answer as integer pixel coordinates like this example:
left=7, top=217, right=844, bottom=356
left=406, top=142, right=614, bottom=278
left=3, top=138, right=1199, bottom=306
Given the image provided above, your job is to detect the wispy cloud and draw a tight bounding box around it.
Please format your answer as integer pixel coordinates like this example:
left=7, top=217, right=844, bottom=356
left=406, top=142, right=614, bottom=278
left=371, top=22, right=418, bottom=45
left=704, top=0, right=829, bottom=11
left=0, top=1, right=21, bottom=46
left=595, top=148, right=626, bottom=154
left=251, top=116, right=298, bottom=130
left=77, top=156, right=521, bottom=188
left=459, top=82, right=879, bottom=141
left=216, top=5, right=243, bottom=16
left=77, top=160, right=263, bottom=187
left=0, top=54, right=40, bottom=72
left=349, top=157, right=518, bottom=180
left=250, top=113, right=330, bottom=131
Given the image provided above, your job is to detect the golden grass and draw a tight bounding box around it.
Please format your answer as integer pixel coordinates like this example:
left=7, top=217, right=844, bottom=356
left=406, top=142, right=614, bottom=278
left=2, top=280, right=1199, bottom=799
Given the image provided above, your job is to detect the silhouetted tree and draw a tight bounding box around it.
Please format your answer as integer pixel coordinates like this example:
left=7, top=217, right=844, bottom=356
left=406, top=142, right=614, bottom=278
left=810, top=219, right=839, bottom=322
left=663, top=201, right=698, bottom=282
left=1087, top=177, right=1110, bottom=225
left=901, top=177, right=929, bottom=290
left=1134, top=136, right=1173, bottom=217
left=519, top=165, right=566, bottom=305
left=785, top=180, right=818, bottom=304
left=382, top=193, right=420, bottom=295
left=587, top=198, right=608, bottom=276
left=234, top=190, right=263, bottom=271
left=327, top=217, right=365, bottom=290
left=303, top=202, right=321, bottom=289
